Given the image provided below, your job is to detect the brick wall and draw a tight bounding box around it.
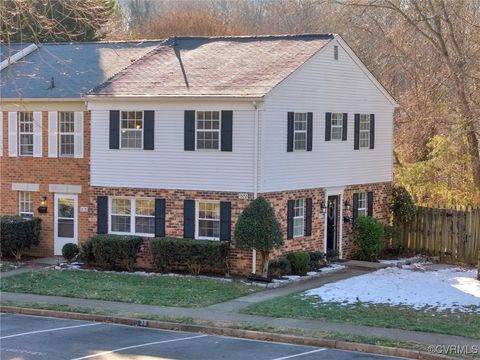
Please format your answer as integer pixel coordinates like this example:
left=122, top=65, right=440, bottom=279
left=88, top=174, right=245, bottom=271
left=0, top=111, right=90, bottom=256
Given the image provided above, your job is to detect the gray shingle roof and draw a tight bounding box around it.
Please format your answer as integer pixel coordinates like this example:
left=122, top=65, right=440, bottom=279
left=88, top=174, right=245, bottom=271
left=89, top=34, right=335, bottom=98
left=1, top=41, right=163, bottom=99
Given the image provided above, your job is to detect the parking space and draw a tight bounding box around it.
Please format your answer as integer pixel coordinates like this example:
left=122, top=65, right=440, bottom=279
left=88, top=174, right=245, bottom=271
left=0, top=314, right=406, bottom=360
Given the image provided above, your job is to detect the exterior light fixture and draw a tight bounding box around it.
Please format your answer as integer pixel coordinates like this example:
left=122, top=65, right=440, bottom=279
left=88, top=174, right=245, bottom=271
left=320, top=202, right=327, bottom=214
left=38, top=195, right=48, bottom=213
left=344, top=200, right=351, bottom=212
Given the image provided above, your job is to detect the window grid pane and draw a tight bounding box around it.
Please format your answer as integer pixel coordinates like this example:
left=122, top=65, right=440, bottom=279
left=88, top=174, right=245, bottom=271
left=357, top=192, right=367, bottom=217
left=18, top=112, right=34, bottom=155
left=19, top=191, right=33, bottom=216
left=198, top=202, right=220, bottom=238
left=135, top=199, right=155, bottom=234
left=196, top=111, right=220, bottom=150
left=331, top=113, right=343, bottom=140
left=359, top=114, right=370, bottom=148
left=120, top=111, right=143, bottom=149
left=293, top=112, right=307, bottom=151
left=293, top=199, right=304, bottom=237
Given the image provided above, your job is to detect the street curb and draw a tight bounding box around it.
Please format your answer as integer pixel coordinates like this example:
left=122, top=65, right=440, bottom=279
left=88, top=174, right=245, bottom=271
left=0, top=306, right=453, bottom=360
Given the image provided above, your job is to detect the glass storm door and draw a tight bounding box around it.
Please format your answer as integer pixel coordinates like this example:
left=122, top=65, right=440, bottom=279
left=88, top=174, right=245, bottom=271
left=54, top=194, right=78, bottom=255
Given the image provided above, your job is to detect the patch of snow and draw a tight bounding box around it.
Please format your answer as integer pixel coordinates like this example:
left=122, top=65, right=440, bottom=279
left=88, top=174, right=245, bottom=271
left=379, top=256, right=427, bottom=265
left=304, top=266, right=480, bottom=313
left=320, top=264, right=346, bottom=273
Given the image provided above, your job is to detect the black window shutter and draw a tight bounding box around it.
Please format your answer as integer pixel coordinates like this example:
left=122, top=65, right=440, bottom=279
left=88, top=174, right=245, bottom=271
left=287, top=199, right=294, bottom=239
left=143, top=110, right=155, bottom=150
left=220, top=201, right=231, bottom=240
left=184, top=110, right=196, bottom=151
left=305, top=198, right=312, bottom=236
left=342, top=113, right=348, bottom=141
left=369, top=114, right=375, bottom=149
left=352, top=193, right=359, bottom=223
left=325, top=112, right=331, bottom=141
left=97, top=196, right=108, bottom=234
left=354, top=114, right=360, bottom=150
left=221, top=110, right=233, bottom=152
left=109, top=110, right=119, bottom=149
left=307, top=112, right=313, bottom=151
left=183, top=199, right=195, bottom=238
left=287, top=112, right=294, bottom=152
left=155, top=198, right=166, bottom=237
left=367, top=191, right=374, bottom=217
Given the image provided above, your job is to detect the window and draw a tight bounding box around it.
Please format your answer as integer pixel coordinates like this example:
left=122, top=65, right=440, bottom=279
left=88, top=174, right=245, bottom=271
left=196, top=111, right=220, bottom=150
left=197, top=201, right=220, bottom=239
left=59, top=112, right=75, bottom=157
left=357, top=192, right=367, bottom=217
left=359, top=114, right=370, bottom=148
left=293, top=199, right=304, bottom=237
left=331, top=113, right=343, bottom=140
left=120, top=111, right=143, bottom=149
left=19, top=191, right=34, bottom=217
left=294, top=113, right=307, bottom=150
left=110, top=198, right=155, bottom=235
left=18, top=112, right=34, bottom=156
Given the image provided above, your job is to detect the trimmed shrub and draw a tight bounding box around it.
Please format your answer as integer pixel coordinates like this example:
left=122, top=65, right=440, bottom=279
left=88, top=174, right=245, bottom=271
left=286, top=252, right=310, bottom=276
left=0, top=216, right=41, bottom=259
left=150, top=237, right=229, bottom=275
left=308, top=251, right=325, bottom=271
left=354, top=216, right=385, bottom=261
left=391, top=186, right=416, bottom=224
left=268, top=258, right=291, bottom=278
left=326, top=249, right=339, bottom=262
left=62, top=243, right=79, bottom=262
left=81, top=235, right=143, bottom=271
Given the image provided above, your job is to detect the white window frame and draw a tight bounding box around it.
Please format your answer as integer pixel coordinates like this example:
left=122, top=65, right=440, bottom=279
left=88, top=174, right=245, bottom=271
left=120, top=111, right=144, bottom=150
left=108, top=197, right=155, bottom=237
left=58, top=111, right=75, bottom=157
left=293, top=198, right=305, bottom=238
left=293, top=112, right=307, bottom=151
left=195, top=200, right=221, bottom=240
left=359, top=114, right=370, bottom=148
left=19, top=191, right=34, bottom=217
left=18, top=112, right=34, bottom=156
left=195, top=111, right=221, bottom=151
left=357, top=192, right=367, bottom=217
left=331, top=113, right=343, bottom=140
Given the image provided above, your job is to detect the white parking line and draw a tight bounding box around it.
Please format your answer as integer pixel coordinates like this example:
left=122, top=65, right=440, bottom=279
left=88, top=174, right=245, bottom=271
left=70, top=334, right=208, bottom=360
left=0, top=323, right=100, bottom=339
left=271, top=348, right=327, bottom=360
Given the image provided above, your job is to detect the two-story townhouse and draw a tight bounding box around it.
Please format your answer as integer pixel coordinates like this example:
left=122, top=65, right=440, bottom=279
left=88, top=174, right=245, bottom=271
left=0, top=40, right=161, bottom=256
left=85, top=34, right=398, bottom=275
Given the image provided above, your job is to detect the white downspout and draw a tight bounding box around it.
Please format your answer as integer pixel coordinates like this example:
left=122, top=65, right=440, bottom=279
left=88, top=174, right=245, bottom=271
left=252, top=100, right=259, bottom=274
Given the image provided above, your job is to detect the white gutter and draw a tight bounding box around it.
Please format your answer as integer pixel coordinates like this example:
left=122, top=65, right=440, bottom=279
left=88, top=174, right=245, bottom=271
left=252, top=100, right=260, bottom=275
left=0, top=43, right=38, bottom=71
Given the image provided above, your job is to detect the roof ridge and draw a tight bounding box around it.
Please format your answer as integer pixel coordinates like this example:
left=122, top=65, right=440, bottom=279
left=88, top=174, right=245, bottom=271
left=1, top=39, right=166, bottom=46
left=168, top=33, right=336, bottom=40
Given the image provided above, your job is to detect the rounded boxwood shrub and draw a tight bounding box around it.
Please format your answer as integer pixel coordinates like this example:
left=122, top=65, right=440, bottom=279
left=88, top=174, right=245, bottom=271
left=62, top=243, right=79, bottom=262
left=308, top=251, right=325, bottom=271
left=268, top=258, right=291, bottom=278
left=81, top=234, right=143, bottom=271
left=286, top=252, right=310, bottom=276
left=0, top=216, right=41, bottom=259
left=150, top=237, right=229, bottom=275
left=353, top=216, right=385, bottom=261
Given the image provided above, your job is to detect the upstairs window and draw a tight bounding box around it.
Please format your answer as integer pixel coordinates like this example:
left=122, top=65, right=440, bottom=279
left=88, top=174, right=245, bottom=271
left=121, top=111, right=143, bottom=149
left=19, top=191, right=34, bottom=217
left=331, top=113, right=343, bottom=140
left=359, top=114, right=370, bottom=148
left=197, top=201, right=220, bottom=239
left=196, top=111, right=220, bottom=150
left=293, top=199, right=305, bottom=237
left=294, top=113, right=307, bottom=151
left=18, top=112, right=34, bottom=156
left=59, top=112, right=75, bottom=157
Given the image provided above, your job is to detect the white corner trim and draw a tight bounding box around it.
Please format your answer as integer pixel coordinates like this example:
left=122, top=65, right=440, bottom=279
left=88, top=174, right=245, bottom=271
left=11, top=183, right=40, bottom=192
left=48, top=184, right=82, bottom=194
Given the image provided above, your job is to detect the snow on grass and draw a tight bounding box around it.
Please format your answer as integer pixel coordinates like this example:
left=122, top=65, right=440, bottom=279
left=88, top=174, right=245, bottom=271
left=304, top=266, right=480, bottom=313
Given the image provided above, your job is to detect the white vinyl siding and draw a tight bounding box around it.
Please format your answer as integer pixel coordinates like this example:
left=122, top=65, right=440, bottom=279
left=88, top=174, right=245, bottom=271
left=196, top=201, right=220, bottom=240
left=359, top=114, right=370, bottom=148
left=120, top=111, right=143, bottom=149
left=19, top=191, right=34, bottom=217
left=293, top=199, right=304, bottom=237
left=331, top=113, right=343, bottom=140
left=196, top=111, right=220, bottom=150
left=59, top=112, right=75, bottom=157
left=357, top=192, right=367, bottom=217
left=293, top=112, right=307, bottom=151
left=109, top=197, right=154, bottom=236
left=18, top=112, right=34, bottom=156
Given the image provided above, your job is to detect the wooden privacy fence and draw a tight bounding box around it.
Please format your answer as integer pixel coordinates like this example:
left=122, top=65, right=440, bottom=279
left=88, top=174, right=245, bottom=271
left=398, top=206, right=480, bottom=264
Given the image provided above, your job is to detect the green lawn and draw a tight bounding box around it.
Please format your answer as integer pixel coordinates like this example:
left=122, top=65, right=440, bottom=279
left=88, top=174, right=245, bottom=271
left=0, top=270, right=259, bottom=307
left=243, top=293, right=480, bottom=339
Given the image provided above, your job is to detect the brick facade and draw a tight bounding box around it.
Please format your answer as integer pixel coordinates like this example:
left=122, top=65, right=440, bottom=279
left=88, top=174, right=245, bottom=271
left=0, top=111, right=90, bottom=256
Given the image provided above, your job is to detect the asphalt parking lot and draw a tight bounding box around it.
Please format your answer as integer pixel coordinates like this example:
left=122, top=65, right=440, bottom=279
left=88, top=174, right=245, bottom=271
left=0, top=313, right=406, bottom=360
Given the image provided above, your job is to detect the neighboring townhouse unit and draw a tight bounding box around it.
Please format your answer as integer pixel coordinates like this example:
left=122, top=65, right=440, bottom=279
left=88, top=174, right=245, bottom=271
left=85, top=34, right=398, bottom=275
left=0, top=40, right=162, bottom=256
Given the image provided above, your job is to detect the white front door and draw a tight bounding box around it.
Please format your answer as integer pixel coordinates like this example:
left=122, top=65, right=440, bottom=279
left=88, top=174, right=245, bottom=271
left=54, top=194, right=78, bottom=255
